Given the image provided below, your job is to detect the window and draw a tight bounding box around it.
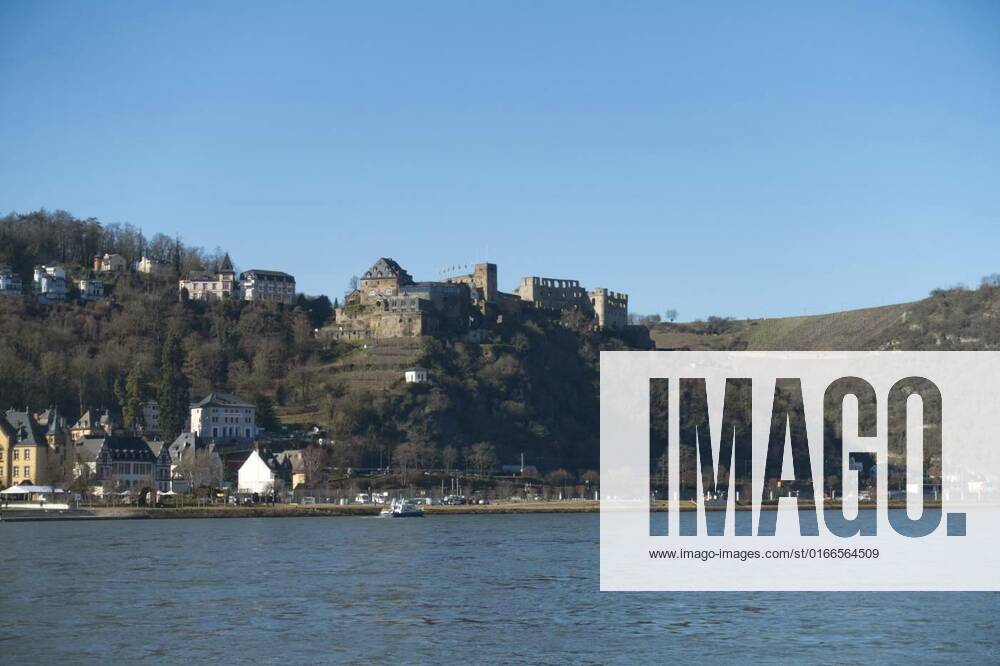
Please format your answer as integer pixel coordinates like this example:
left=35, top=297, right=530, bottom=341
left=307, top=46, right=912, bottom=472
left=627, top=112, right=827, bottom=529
left=23, top=466, right=30, bottom=478
left=13, top=449, right=19, bottom=460
left=13, top=467, right=18, bottom=477
left=24, top=449, right=30, bottom=461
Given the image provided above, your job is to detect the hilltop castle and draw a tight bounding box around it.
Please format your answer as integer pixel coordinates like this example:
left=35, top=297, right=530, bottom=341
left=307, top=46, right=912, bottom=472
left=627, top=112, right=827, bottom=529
left=325, top=257, right=627, bottom=341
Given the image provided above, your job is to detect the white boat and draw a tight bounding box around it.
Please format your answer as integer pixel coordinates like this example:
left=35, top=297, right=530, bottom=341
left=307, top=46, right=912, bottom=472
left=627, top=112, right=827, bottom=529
left=379, top=499, right=424, bottom=518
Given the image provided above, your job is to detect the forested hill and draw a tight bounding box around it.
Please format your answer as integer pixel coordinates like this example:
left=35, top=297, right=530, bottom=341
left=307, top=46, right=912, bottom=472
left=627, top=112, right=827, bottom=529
left=0, top=209, right=648, bottom=473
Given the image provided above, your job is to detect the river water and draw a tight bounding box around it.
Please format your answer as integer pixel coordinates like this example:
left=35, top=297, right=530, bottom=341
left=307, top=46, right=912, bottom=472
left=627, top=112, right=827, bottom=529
left=1, top=513, right=996, bottom=664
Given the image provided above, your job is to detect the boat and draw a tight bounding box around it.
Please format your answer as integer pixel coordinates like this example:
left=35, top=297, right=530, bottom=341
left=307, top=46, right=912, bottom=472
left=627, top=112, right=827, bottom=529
left=379, top=499, right=425, bottom=518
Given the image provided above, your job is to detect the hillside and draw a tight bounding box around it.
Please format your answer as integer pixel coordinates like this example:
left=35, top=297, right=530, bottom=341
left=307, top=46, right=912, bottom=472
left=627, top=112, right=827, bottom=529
left=651, top=285, right=1000, bottom=352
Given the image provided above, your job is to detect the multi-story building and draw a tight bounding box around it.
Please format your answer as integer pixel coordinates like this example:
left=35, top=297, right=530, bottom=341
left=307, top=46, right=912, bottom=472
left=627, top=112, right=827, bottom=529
left=359, top=257, right=413, bottom=305
left=78, top=276, right=105, bottom=301
left=178, top=254, right=237, bottom=302
left=190, top=392, right=257, bottom=441
left=33, top=265, right=67, bottom=303
left=93, top=253, right=127, bottom=273
left=92, top=435, right=172, bottom=492
left=0, top=265, right=22, bottom=297
left=0, top=408, right=66, bottom=486
left=241, top=269, right=296, bottom=304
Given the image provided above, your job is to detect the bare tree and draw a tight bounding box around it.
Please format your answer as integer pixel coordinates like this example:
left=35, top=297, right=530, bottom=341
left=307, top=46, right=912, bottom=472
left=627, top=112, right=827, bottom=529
left=467, top=442, right=497, bottom=476
left=301, top=446, right=328, bottom=487
left=177, top=449, right=223, bottom=491
left=440, top=445, right=458, bottom=472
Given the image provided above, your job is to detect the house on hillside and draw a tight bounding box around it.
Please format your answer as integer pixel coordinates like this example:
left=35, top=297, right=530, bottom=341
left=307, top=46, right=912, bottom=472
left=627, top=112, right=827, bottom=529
left=178, top=253, right=237, bottom=302
left=0, top=408, right=69, bottom=486
left=404, top=368, right=429, bottom=384
left=77, top=275, right=105, bottom=301
left=94, top=253, right=127, bottom=273
left=137, top=256, right=170, bottom=276
left=0, top=265, right=22, bottom=297
left=33, top=265, right=67, bottom=303
left=190, top=392, right=256, bottom=442
left=237, top=447, right=291, bottom=494
left=241, top=269, right=296, bottom=304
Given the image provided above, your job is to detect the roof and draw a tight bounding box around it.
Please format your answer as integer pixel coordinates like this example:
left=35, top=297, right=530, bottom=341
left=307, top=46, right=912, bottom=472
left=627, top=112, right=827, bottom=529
left=46, top=406, right=64, bottom=434
left=219, top=253, right=234, bottom=272
left=192, top=392, right=254, bottom=409
left=71, top=409, right=95, bottom=430
left=168, top=432, right=215, bottom=459
left=242, top=269, right=293, bottom=280
left=75, top=437, right=106, bottom=464
left=71, top=408, right=117, bottom=430
left=3, top=409, right=44, bottom=446
left=182, top=272, right=218, bottom=282
left=275, top=450, right=305, bottom=473
left=363, top=258, right=411, bottom=282
left=100, top=435, right=157, bottom=463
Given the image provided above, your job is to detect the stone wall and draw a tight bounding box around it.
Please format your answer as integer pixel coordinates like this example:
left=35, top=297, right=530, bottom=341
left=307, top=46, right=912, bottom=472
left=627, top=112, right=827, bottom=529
left=589, top=288, right=629, bottom=329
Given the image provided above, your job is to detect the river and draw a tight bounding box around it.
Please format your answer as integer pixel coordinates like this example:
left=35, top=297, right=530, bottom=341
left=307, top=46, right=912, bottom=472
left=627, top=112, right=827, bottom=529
left=1, top=513, right=996, bottom=663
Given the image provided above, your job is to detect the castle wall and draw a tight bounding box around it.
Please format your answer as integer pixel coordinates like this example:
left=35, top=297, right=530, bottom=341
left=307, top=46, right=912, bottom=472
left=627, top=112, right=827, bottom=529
left=590, top=288, right=628, bottom=329
left=518, top=276, right=592, bottom=313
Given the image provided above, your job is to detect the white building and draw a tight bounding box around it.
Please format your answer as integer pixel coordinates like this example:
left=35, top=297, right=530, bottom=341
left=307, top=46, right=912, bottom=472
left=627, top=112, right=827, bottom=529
left=237, top=448, right=290, bottom=494
left=190, top=392, right=256, bottom=441
left=0, top=266, right=22, bottom=297
left=78, top=277, right=105, bottom=301
left=137, top=256, right=170, bottom=276
left=404, top=368, right=429, bottom=384
left=33, top=265, right=67, bottom=303
left=241, top=269, right=296, bottom=304
left=178, top=253, right=237, bottom=302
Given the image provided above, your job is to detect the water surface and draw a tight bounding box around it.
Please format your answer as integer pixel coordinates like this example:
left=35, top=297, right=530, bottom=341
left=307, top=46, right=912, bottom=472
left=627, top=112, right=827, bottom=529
left=1, top=514, right=995, bottom=663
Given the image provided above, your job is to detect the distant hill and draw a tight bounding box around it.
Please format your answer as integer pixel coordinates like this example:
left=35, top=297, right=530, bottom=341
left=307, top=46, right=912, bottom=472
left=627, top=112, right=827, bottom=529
left=651, top=285, right=1000, bottom=352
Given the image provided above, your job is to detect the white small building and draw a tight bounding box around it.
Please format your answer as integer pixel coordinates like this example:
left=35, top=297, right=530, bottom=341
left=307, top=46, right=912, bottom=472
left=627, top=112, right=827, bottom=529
left=190, top=392, right=256, bottom=441
left=33, top=265, right=67, bottom=303
left=238, top=448, right=290, bottom=494
left=78, top=277, right=105, bottom=301
left=404, top=368, right=429, bottom=384
left=0, top=266, right=22, bottom=297
left=137, top=256, right=170, bottom=276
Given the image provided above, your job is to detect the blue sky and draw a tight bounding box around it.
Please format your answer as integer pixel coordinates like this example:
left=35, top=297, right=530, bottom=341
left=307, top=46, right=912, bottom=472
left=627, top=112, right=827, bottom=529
left=1, top=1, right=998, bottom=319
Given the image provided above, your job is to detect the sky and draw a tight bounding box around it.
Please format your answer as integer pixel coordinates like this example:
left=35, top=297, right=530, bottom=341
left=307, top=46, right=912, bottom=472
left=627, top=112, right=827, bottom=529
left=1, top=1, right=999, bottom=320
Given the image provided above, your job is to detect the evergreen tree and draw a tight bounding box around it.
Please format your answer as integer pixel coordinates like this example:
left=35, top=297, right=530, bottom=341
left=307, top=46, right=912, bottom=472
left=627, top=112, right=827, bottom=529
left=122, top=364, right=143, bottom=432
left=158, top=333, right=190, bottom=440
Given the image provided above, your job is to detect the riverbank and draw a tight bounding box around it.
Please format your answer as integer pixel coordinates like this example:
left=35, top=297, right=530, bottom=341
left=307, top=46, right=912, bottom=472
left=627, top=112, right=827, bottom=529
left=1, top=499, right=946, bottom=521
